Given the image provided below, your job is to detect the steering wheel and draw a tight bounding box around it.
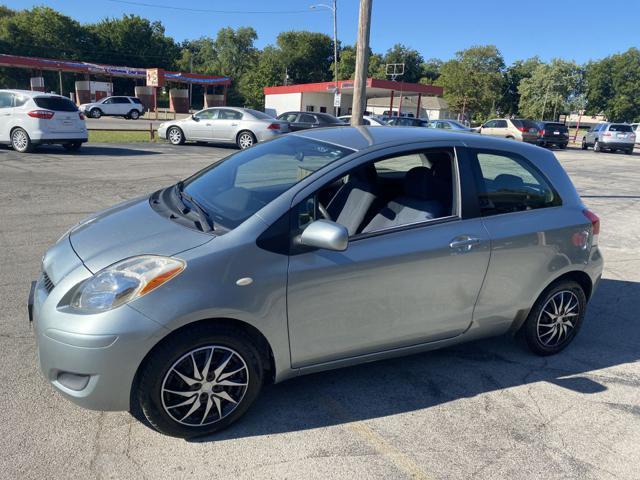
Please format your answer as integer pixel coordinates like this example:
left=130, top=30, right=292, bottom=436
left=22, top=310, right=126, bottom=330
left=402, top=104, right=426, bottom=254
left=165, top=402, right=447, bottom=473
left=318, top=202, right=331, bottom=220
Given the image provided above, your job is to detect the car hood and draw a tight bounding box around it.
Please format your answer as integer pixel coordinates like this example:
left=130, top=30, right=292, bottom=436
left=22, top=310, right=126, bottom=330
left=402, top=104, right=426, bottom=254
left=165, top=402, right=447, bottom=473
left=69, top=196, right=213, bottom=272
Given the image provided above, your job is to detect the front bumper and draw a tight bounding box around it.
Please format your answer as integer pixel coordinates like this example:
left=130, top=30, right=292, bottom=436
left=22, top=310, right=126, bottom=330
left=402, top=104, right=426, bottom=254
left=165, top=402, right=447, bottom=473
left=31, top=247, right=168, bottom=411
left=157, top=125, right=167, bottom=139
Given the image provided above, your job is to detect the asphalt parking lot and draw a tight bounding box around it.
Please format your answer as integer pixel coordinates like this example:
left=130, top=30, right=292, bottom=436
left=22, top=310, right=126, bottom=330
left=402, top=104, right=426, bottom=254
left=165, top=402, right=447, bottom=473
left=0, top=142, right=638, bottom=479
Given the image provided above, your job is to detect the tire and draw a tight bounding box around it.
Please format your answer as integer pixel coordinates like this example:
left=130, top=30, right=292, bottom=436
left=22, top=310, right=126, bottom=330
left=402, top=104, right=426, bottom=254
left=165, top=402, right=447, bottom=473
left=523, top=280, right=587, bottom=356
left=90, top=108, right=102, bottom=119
left=559, top=143, right=567, bottom=150
left=167, top=126, right=185, bottom=145
left=10, top=127, right=33, bottom=153
left=136, top=324, right=264, bottom=438
left=62, top=142, right=82, bottom=152
left=506, top=135, right=515, bottom=141
left=237, top=131, right=256, bottom=149
left=626, top=149, right=634, bottom=155
left=581, top=138, right=588, bottom=150
left=594, top=140, right=601, bottom=152
left=129, top=109, right=140, bottom=120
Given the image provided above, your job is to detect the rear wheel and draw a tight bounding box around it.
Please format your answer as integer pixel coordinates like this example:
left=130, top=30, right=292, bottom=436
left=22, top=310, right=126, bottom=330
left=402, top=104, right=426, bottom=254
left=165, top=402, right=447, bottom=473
left=237, top=131, right=256, bottom=149
left=10, top=128, right=33, bottom=153
left=581, top=138, right=588, bottom=150
left=594, top=140, right=601, bottom=152
left=523, top=280, right=587, bottom=356
left=626, top=148, right=634, bottom=155
left=559, top=143, right=567, bottom=149
left=90, top=108, right=102, bottom=119
left=136, top=324, right=264, bottom=438
left=167, top=126, right=185, bottom=145
left=62, top=142, right=82, bottom=151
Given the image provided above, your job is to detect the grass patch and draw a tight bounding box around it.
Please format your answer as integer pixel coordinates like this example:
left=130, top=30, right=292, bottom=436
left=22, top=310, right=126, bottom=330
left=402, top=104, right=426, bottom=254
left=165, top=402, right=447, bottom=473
left=88, top=130, right=157, bottom=143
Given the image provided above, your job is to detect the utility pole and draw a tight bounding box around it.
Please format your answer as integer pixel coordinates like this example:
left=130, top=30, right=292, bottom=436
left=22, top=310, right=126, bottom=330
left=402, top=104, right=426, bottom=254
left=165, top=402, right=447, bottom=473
left=189, top=54, right=193, bottom=111
left=351, top=0, right=372, bottom=126
left=332, top=0, right=339, bottom=116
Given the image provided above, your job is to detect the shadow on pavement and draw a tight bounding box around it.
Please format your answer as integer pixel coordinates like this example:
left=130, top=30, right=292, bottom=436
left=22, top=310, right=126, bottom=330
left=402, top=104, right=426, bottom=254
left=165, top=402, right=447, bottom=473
left=191, top=278, right=639, bottom=442
left=22, top=145, right=160, bottom=156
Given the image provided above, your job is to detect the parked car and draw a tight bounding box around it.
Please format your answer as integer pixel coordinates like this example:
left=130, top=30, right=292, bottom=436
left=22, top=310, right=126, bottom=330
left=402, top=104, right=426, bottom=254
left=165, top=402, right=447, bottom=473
left=386, top=117, right=430, bottom=127
left=276, top=111, right=346, bottom=131
left=31, top=127, right=603, bottom=438
left=581, top=123, right=635, bottom=154
left=631, top=123, right=639, bottom=146
left=79, top=96, right=145, bottom=120
left=478, top=118, right=539, bottom=143
left=427, top=119, right=476, bottom=133
left=158, top=107, right=289, bottom=149
left=338, top=115, right=386, bottom=126
left=0, top=89, right=87, bottom=153
left=536, top=121, right=570, bottom=149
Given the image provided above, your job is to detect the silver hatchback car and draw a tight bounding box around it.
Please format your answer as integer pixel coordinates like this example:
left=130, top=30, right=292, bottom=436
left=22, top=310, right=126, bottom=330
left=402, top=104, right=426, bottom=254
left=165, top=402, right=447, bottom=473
left=30, top=127, right=603, bottom=438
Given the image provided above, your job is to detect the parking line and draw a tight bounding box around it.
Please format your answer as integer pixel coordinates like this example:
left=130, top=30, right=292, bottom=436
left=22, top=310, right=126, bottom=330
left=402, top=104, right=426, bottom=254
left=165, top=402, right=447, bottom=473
left=321, top=396, right=433, bottom=480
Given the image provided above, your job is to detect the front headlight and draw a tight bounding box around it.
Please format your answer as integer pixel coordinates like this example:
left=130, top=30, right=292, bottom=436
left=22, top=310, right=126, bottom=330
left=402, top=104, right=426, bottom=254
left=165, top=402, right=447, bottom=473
left=64, top=255, right=185, bottom=313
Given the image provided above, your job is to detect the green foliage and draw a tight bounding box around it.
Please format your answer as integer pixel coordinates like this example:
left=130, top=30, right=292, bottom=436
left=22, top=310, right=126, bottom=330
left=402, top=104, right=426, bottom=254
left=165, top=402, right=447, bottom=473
left=372, top=44, right=425, bottom=83
left=419, top=58, right=442, bottom=85
left=238, top=46, right=285, bottom=109
left=585, top=48, right=640, bottom=122
left=518, top=59, right=582, bottom=120
left=436, top=45, right=505, bottom=122
left=500, top=57, right=542, bottom=115
left=276, top=31, right=333, bottom=84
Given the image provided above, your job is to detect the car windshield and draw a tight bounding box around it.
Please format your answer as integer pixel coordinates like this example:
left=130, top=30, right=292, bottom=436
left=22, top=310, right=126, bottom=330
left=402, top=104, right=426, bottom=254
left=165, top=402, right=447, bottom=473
left=448, top=121, right=467, bottom=129
left=33, top=96, right=78, bottom=111
left=182, top=135, right=353, bottom=230
left=247, top=109, right=273, bottom=120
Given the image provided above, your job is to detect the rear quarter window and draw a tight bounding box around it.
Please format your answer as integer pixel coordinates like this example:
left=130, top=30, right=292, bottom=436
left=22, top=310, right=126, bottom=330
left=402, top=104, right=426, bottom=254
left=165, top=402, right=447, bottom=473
left=34, top=97, right=78, bottom=112
left=131, top=98, right=143, bottom=104
left=471, top=150, right=561, bottom=216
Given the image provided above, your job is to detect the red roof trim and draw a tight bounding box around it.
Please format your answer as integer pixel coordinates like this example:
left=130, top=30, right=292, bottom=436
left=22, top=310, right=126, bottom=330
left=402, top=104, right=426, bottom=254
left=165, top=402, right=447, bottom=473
left=264, top=78, right=442, bottom=96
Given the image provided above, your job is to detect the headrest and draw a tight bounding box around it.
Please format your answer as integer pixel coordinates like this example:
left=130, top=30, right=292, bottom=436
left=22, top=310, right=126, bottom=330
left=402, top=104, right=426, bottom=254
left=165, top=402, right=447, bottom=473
left=351, top=163, right=378, bottom=184
left=404, top=166, right=436, bottom=200
left=494, top=174, right=524, bottom=190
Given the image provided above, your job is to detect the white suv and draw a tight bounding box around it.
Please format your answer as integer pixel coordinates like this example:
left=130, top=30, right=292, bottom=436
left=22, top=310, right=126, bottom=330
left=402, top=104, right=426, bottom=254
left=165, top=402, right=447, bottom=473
left=80, top=96, right=145, bottom=120
left=0, top=90, right=87, bottom=153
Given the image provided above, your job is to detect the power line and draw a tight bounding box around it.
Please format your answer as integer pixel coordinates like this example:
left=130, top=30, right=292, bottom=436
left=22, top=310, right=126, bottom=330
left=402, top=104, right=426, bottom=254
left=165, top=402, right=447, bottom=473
left=106, top=0, right=322, bottom=14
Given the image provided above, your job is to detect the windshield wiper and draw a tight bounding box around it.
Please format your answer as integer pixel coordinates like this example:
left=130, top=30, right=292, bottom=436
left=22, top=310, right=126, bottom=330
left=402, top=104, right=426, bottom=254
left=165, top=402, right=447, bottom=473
left=173, top=181, right=214, bottom=232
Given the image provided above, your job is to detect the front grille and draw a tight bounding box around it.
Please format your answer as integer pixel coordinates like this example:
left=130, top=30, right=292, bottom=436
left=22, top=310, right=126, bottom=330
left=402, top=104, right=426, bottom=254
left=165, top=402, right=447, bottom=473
left=42, top=271, right=55, bottom=293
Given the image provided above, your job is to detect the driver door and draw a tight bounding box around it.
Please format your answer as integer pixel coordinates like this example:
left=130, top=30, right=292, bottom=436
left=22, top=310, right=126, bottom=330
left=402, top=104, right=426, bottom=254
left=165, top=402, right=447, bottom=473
left=185, top=109, right=217, bottom=140
left=286, top=145, right=491, bottom=368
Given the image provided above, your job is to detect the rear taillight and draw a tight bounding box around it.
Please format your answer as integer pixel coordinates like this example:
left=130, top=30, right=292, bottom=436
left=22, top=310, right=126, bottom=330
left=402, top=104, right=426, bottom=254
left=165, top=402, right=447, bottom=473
left=79, top=112, right=85, bottom=120
left=603, top=132, right=611, bottom=137
left=540, top=129, right=545, bottom=136
left=267, top=123, right=281, bottom=130
left=583, top=209, right=600, bottom=245
left=516, top=126, right=526, bottom=132
left=27, top=110, right=54, bottom=119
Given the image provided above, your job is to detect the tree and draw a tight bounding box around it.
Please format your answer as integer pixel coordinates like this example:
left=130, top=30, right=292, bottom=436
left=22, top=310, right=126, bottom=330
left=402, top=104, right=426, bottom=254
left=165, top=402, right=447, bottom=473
left=419, top=58, right=442, bottom=85
left=335, top=46, right=383, bottom=80
left=373, top=44, right=424, bottom=83
left=518, top=59, right=582, bottom=120
left=276, top=31, right=333, bottom=84
left=238, top=46, right=285, bottom=110
left=436, top=45, right=505, bottom=122
left=585, top=48, right=640, bottom=122
left=500, top=56, right=542, bottom=116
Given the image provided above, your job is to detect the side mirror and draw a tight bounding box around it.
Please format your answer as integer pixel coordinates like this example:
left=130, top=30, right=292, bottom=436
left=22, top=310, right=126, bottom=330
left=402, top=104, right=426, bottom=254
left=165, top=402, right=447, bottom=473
left=300, top=220, right=348, bottom=251
left=192, top=114, right=199, bottom=121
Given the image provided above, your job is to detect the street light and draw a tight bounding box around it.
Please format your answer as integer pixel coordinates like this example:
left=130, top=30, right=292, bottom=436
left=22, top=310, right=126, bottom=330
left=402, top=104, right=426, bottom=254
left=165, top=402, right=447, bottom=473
left=311, top=1, right=339, bottom=115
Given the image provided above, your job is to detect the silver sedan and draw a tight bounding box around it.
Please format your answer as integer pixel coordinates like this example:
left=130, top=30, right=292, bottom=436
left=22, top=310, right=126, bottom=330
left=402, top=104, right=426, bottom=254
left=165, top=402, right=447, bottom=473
left=158, top=107, right=290, bottom=149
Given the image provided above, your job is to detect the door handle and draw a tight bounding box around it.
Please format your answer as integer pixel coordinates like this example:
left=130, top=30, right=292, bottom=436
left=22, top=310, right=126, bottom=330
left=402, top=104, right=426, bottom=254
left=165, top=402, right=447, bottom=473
left=205, top=123, right=212, bottom=126
left=231, top=123, right=238, bottom=126
left=449, top=236, right=481, bottom=251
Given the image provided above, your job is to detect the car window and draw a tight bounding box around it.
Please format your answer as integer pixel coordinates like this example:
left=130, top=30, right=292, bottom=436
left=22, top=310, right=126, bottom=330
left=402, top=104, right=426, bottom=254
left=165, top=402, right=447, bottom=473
left=194, top=109, right=217, bottom=120
left=218, top=109, right=243, bottom=120
left=471, top=150, right=560, bottom=216
left=114, top=97, right=131, bottom=104
left=184, top=135, right=352, bottom=230
left=102, top=98, right=114, bottom=104
left=608, top=124, right=632, bottom=132
left=246, top=109, right=272, bottom=120
left=495, top=120, right=508, bottom=128
left=14, top=95, right=28, bottom=107
left=279, top=113, right=299, bottom=122
left=293, top=148, right=457, bottom=238
left=484, top=120, right=496, bottom=128
left=439, top=122, right=452, bottom=129
left=131, top=98, right=143, bottom=104
left=0, top=92, right=13, bottom=108
left=33, top=96, right=78, bottom=111
left=299, top=114, right=317, bottom=124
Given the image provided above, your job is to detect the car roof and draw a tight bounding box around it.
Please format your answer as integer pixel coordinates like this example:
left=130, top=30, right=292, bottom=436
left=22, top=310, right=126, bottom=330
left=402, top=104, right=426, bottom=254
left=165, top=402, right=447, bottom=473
left=291, top=125, right=536, bottom=151
left=0, top=89, right=67, bottom=98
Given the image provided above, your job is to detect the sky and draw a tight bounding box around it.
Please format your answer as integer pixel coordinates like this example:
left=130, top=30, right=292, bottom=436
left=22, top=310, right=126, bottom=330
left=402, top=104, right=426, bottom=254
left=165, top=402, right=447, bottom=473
left=5, top=0, right=640, bottom=65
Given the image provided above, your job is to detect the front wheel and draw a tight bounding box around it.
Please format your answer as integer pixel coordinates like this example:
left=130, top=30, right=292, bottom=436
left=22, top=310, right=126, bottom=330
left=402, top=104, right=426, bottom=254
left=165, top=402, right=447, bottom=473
left=594, top=140, right=601, bottom=152
left=523, top=280, right=587, bottom=356
left=167, top=126, right=185, bottom=145
left=11, top=128, right=33, bottom=153
left=136, top=325, right=264, bottom=438
left=90, top=108, right=102, bottom=119
left=237, top=131, right=256, bottom=149
left=129, top=110, right=140, bottom=120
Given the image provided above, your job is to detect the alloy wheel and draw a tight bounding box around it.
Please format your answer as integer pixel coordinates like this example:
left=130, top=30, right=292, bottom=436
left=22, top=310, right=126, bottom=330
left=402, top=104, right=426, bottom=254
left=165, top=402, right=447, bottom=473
left=168, top=128, right=183, bottom=145
left=160, top=346, right=249, bottom=427
left=238, top=133, right=254, bottom=149
left=536, top=290, right=580, bottom=347
left=11, top=129, right=29, bottom=152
